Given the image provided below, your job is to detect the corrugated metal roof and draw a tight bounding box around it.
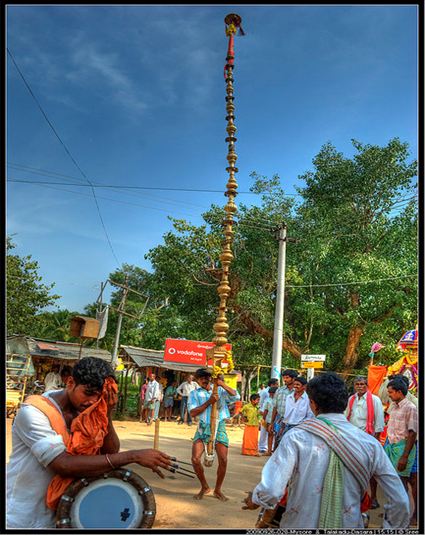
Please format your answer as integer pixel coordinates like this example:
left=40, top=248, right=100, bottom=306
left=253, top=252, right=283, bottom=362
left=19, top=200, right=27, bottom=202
left=36, top=341, right=59, bottom=351
left=7, top=336, right=112, bottom=362
left=120, top=345, right=201, bottom=372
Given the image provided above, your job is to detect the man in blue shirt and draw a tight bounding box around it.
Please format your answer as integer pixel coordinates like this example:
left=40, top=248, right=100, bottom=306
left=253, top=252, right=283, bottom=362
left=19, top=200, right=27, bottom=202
left=188, top=368, right=239, bottom=502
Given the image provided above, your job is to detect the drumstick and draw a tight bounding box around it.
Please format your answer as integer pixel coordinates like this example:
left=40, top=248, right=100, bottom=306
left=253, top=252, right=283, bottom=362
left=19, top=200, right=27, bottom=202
left=171, top=458, right=193, bottom=466
left=173, top=465, right=196, bottom=475
left=171, top=462, right=196, bottom=475
left=164, top=466, right=195, bottom=479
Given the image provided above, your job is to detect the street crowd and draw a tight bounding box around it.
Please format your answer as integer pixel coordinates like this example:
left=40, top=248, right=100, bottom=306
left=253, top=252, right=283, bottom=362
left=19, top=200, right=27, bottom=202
left=6, top=357, right=418, bottom=530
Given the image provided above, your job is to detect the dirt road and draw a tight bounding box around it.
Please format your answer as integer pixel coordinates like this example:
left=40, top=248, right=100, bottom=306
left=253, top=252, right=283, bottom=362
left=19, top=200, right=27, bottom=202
left=5, top=417, right=402, bottom=529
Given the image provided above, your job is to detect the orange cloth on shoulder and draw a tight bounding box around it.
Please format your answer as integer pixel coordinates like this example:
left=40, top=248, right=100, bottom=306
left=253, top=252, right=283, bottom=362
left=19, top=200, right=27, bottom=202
left=25, top=377, right=118, bottom=511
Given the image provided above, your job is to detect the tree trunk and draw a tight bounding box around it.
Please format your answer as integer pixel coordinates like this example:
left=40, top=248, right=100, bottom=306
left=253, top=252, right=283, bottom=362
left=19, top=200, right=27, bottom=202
left=232, top=305, right=302, bottom=359
left=342, top=325, right=364, bottom=371
left=246, top=368, right=256, bottom=400
left=341, top=291, right=364, bottom=372
left=240, top=369, right=246, bottom=401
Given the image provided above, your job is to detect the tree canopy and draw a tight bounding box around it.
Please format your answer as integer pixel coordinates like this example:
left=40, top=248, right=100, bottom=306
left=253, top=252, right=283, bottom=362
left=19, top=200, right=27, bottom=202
left=142, top=138, right=418, bottom=371
left=23, top=138, right=417, bottom=374
left=6, top=237, right=60, bottom=335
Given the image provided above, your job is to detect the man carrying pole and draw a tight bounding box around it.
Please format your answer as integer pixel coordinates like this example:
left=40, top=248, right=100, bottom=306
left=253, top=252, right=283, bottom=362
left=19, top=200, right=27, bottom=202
left=188, top=368, right=239, bottom=500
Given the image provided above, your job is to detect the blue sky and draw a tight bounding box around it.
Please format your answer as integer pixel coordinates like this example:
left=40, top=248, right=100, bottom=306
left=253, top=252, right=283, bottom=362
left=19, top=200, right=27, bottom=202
left=6, top=5, right=418, bottom=312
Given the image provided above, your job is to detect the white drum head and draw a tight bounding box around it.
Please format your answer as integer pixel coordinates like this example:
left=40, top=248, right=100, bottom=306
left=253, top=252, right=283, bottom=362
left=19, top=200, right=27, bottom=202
left=56, top=470, right=156, bottom=529
left=70, top=477, right=144, bottom=528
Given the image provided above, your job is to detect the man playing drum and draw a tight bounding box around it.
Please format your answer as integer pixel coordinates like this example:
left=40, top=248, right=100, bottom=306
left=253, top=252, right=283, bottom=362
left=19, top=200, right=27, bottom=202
left=6, top=357, right=173, bottom=529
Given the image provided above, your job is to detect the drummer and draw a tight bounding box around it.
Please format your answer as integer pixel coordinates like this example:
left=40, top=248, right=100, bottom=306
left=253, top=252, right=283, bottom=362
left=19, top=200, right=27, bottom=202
left=6, top=357, right=173, bottom=529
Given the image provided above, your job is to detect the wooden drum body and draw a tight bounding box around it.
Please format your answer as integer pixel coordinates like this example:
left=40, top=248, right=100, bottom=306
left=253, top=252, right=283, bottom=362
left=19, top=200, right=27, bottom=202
left=56, top=469, right=156, bottom=529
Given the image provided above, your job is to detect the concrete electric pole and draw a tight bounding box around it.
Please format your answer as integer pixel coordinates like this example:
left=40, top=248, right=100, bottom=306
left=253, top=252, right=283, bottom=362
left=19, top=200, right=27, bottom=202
left=271, top=224, right=287, bottom=380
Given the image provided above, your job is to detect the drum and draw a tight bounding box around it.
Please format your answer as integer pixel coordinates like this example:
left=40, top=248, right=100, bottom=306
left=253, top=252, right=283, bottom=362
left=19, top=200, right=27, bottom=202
left=55, top=469, right=156, bottom=529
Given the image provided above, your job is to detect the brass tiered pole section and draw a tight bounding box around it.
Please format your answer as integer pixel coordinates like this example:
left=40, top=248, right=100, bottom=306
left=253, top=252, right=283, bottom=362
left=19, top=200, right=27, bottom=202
left=204, top=13, right=243, bottom=467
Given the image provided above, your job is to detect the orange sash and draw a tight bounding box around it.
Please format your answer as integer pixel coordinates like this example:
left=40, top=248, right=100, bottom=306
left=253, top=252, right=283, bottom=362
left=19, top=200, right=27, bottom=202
left=24, top=377, right=117, bottom=511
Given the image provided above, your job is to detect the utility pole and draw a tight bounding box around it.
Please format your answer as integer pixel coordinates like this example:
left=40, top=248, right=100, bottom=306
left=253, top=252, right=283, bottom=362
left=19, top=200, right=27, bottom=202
left=111, top=276, right=129, bottom=368
left=96, top=280, right=107, bottom=349
left=271, top=224, right=287, bottom=380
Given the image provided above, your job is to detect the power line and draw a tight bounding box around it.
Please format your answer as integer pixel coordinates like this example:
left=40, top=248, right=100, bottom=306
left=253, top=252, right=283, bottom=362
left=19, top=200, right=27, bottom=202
left=7, top=177, right=259, bottom=195
left=8, top=162, right=417, bottom=204
left=8, top=177, right=416, bottom=243
left=10, top=180, right=203, bottom=217
left=7, top=47, right=120, bottom=266
left=10, top=178, right=415, bottom=226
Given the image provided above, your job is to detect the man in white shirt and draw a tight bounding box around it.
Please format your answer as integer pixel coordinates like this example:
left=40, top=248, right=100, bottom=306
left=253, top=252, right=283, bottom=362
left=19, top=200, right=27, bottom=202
left=145, top=373, right=161, bottom=425
left=6, top=357, right=173, bottom=529
left=243, top=372, right=410, bottom=529
left=176, top=374, right=197, bottom=425
left=258, top=378, right=279, bottom=453
left=271, top=369, right=298, bottom=449
left=345, top=375, right=385, bottom=509
left=282, top=376, right=315, bottom=431
left=44, top=365, right=62, bottom=391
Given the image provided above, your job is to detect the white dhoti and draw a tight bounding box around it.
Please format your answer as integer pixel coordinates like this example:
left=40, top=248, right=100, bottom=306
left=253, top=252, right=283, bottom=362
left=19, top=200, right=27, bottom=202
left=259, top=425, right=268, bottom=452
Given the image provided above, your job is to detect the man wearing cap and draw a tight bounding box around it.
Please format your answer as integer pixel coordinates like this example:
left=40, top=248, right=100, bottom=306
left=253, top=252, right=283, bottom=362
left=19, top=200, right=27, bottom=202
left=188, top=368, right=240, bottom=501
left=271, top=369, right=298, bottom=450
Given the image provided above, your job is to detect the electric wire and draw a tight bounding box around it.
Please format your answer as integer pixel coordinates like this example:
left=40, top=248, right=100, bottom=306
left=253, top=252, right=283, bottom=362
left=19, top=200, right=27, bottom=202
left=7, top=177, right=416, bottom=240
left=7, top=48, right=120, bottom=266
left=7, top=177, right=259, bottom=195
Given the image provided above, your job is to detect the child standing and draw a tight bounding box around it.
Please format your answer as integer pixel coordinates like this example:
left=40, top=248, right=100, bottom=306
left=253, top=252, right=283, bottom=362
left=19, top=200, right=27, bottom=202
left=241, top=394, right=261, bottom=456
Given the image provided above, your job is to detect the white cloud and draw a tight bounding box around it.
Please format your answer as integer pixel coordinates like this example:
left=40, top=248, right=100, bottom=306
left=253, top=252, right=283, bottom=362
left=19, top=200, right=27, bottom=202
left=67, top=41, right=147, bottom=114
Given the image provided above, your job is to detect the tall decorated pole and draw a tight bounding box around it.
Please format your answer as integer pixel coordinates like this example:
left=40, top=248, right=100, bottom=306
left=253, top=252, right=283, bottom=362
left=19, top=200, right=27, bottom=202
left=204, top=13, right=244, bottom=467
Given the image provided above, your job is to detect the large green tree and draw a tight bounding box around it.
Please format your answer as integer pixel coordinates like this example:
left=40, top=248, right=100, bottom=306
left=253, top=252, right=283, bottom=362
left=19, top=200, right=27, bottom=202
left=142, top=138, right=417, bottom=372
left=76, top=139, right=416, bottom=374
left=6, top=238, right=60, bottom=335
left=289, top=138, right=417, bottom=369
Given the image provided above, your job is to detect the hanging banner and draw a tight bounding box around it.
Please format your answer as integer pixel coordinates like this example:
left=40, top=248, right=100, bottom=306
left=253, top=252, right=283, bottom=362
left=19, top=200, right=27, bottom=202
left=96, top=305, right=109, bottom=340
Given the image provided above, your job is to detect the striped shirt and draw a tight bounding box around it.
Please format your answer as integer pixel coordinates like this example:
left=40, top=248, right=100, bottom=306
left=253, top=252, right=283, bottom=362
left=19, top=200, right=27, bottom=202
left=274, top=385, right=294, bottom=416
left=188, top=386, right=240, bottom=424
left=387, top=397, right=418, bottom=444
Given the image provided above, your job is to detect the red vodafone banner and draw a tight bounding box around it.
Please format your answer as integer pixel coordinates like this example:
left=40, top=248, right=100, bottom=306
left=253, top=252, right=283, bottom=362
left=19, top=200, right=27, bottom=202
left=164, top=339, right=232, bottom=366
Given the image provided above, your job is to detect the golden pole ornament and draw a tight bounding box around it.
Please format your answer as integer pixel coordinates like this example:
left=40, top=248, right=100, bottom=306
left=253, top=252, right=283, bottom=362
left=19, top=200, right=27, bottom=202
left=204, top=13, right=244, bottom=467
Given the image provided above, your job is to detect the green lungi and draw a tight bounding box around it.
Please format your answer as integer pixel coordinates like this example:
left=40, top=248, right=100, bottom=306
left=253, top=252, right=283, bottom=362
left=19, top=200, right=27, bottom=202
left=384, top=439, right=416, bottom=477
left=193, top=419, right=229, bottom=447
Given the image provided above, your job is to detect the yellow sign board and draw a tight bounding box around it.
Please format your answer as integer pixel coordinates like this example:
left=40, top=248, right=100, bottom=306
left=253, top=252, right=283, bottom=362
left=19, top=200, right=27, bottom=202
left=301, top=361, right=324, bottom=369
